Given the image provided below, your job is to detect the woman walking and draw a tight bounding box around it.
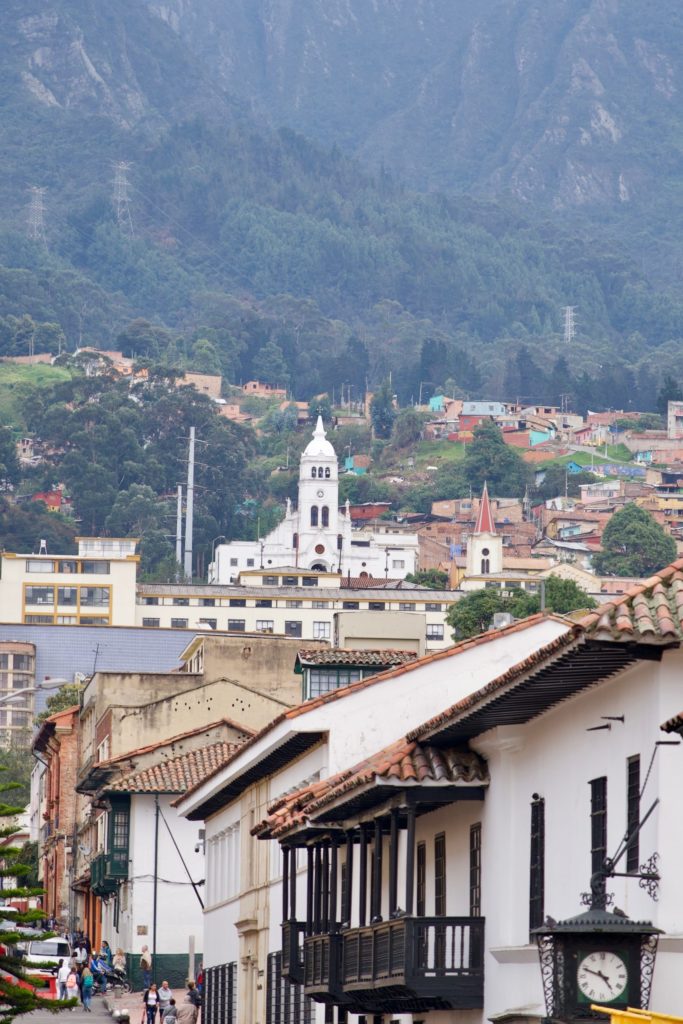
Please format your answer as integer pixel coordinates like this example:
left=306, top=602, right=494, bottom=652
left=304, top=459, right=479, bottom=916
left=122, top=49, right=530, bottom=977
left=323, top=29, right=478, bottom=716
left=81, top=964, right=94, bottom=1012
left=143, top=982, right=160, bottom=1024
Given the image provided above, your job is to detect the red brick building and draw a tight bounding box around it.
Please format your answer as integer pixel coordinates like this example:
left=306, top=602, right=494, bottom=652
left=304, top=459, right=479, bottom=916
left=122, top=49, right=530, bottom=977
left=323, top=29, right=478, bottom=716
left=33, top=706, right=80, bottom=930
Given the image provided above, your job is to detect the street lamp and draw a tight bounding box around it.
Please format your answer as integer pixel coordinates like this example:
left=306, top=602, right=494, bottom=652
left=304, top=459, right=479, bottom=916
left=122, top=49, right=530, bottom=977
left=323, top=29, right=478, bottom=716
left=0, top=679, right=70, bottom=707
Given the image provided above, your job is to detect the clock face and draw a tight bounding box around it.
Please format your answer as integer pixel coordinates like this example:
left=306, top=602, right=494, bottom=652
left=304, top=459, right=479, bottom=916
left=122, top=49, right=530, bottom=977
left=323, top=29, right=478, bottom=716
left=577, top=951, right=628, bottom=1004
left=316, top=489, right=324, bottom=498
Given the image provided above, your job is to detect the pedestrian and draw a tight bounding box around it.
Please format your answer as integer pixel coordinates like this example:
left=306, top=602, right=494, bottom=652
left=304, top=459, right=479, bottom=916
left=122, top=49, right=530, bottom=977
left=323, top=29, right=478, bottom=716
left=164, top=1000, right=178, bottom=1024
left=186, top=980, right=201, bottom=1009
left=57, top=959, right=70, bottom=1001
left=175, top=995, right=197, bottom=1024
left=113, top=947, right=126, bottom=972
left=101, top=939, right=113, bottom=967
left=196, top=964, right=203, bottom=1000
left=158, top=980, right=173, bottom=1019
left=75, top=940, right=88, bottom=967
left=140, top=944, right=153, bottom=989
left=143, top=982, right=160, bottom=1024
left=81, top=964, right=94, bottom=1012
left=65, top=965, right=79, bottom=1010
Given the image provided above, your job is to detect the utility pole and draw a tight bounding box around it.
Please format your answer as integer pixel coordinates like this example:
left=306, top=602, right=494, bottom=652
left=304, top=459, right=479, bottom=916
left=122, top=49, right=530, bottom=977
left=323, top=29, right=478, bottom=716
left=175, top=484, right=183, bottom=570
left=183, top=428, right=195, bottom=580
left=113, top=161, right=135, bottom=237
left=562, top=306, right=576, bottom=346
left=26, top=186, right=47, bottom=248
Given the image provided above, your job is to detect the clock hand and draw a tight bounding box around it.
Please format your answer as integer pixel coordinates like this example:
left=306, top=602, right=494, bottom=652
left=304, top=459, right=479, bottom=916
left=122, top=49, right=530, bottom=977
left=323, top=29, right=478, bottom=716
left=582, top=967, right=613, bottom=989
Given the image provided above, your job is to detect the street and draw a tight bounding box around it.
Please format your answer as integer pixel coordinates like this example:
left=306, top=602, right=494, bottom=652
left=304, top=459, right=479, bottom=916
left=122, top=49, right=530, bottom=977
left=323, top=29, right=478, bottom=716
left=23, top=991, right=133, bottom=1022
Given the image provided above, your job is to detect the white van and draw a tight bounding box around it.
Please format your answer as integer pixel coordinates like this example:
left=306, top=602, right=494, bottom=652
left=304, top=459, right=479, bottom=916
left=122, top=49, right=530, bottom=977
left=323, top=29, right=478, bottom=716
left=18, top=938, right=72, bottom=973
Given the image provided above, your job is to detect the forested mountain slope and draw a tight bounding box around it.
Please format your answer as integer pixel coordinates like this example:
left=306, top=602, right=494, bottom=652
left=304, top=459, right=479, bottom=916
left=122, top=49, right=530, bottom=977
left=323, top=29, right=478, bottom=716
left=1, top=1, right=682, bottom=407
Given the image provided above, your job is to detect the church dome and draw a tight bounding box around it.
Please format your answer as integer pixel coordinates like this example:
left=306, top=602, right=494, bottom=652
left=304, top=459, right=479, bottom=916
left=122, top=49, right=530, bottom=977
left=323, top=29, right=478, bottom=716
left=303, top=416, right=336, bottom=459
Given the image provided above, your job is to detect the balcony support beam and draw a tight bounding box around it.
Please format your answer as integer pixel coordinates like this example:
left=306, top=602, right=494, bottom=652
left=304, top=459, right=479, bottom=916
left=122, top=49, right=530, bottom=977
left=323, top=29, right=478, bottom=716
left=314, top=846, right=323, bottom=934
left=405, top=806, right=416, bottom=916
left=290, top=847, right=297, bottom=920
left=371, top=819, right=382, bottom=922
left=359, top=827, right=368, bottom=927
left=322, top=844, right=330, bottom=932
left=306, top=846, right=314, bottom=936
left=282, top=847, right=289, bottom=922
left=389, top=808, right=398, bottom=918
left=330, top=840, right=338, bottom=929
left=343, top=831, right=353, bottom=926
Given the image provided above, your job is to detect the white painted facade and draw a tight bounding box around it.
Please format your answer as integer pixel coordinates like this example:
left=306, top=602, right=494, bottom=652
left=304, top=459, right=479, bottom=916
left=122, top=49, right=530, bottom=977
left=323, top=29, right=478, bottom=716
left=181, top=618, right=683, bottom=1022
left=209, top=418, right=418, bottom=582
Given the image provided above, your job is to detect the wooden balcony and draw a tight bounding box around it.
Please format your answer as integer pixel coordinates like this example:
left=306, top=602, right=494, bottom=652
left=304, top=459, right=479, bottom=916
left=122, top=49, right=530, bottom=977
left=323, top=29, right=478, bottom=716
left=281, top=921, right=306, bottom=984
left=303, top=933, right=344, bottom=1002
left=340, top=916, right=484, bottom=1013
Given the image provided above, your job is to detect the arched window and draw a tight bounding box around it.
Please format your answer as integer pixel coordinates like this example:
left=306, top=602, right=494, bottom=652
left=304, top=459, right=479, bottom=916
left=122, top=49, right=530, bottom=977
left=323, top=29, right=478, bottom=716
left=481, top=558, right=490, bottom=574
left=311, top=506, right=318, bottom=527
left=325, top=467, right=331, bottom=478
left=311, top=467, right=317, bottom=478
left=319, top=466, right=324, bottom=477
left=321, top=506, right=329, bottom=528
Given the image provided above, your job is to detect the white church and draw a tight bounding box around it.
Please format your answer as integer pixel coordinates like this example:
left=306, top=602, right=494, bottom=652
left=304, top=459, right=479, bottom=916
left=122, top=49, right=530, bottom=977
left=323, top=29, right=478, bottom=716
left=209, top=417, right=419, bottom=583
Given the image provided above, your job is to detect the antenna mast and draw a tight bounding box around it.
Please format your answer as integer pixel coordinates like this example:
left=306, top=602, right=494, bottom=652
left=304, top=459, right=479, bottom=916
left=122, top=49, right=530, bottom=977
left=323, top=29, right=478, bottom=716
left=562, top=305, right=576, bottom=346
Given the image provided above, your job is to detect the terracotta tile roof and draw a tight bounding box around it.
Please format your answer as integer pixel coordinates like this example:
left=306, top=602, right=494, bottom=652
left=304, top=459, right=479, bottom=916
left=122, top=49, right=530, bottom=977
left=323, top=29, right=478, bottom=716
left=175, top=612, right=572, bottom=807
left=106, top=740, right=244, bottom=794
left=96, top=718, right=255, bottom=769
left=408, top=626, right=583, bottom=743
left=474, top=482, right=495, bottom=534
left=254, top=737, right=488, bottom=839
left=580, top=557, right=683, bottom=643
left=661, top=711, right=683, bottom=734
left=296, top=649, right=418, bottom=668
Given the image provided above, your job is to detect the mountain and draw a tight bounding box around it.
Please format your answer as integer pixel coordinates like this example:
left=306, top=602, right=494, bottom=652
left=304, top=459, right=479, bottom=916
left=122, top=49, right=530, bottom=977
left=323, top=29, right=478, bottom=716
left=146, top=0, right=683, bottom=208
left=0, top=1, right=682, bottom=409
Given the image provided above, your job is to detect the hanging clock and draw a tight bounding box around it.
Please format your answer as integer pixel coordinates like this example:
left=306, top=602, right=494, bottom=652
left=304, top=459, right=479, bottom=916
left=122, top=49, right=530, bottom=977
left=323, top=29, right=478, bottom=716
left=576, top=950, right=629, bottom=1005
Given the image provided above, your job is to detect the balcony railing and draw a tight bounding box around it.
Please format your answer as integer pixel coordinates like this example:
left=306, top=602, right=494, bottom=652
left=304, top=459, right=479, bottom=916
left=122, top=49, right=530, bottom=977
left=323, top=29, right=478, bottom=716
left=90, top=850, right=128, bottom=896
left=282, top=921, right=306, bottom=984
left=303, top=933, right=344, bottom=1002
left=340, top=916, right=484, bottom=1013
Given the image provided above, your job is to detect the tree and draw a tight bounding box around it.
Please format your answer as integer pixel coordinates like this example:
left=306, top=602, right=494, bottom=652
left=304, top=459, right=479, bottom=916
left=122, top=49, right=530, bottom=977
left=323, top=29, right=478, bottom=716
left=252, top=341, right=290, bottom=388
left=392, top=407, right=424, bottom=448
left=105, top=484, right=175, bottom=576
left=446, top=576, right=595, bottom=639
left=405, top=569, right=449, bottom=589
left=35, top=684, right=84, bottom=725
left=656, top=373, right=683, bottom=416
left=370, top=381, right=396, bottom=439
left=593, top=503, right=677, bottom=577
left=463, top=420, right=531, bottom=496
left=189, top=338, right=222, bottom=375
left=0, top=429, right=20, bottom=490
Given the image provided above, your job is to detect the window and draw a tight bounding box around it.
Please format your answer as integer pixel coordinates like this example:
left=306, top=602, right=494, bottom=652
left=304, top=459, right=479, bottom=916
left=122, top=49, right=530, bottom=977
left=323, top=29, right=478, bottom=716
left=416, top=842, right=426, bottom=916
left=427, top=624, right=444, bottom=641
left=80, top=587, right=110, bottom=607
left=529, top=796, right=545, bottom=932
left=13, top=655, right=32, bottom=671
left=199, top=618, right=217, bottom=630
left=590, top=777, right=607, bottom=875
left=256, top=620, right=274, bottom=633
left=200, top=598, right=216, bottom=607
left=57, top=587, right=78, bottom=606
left=82, top=560, right=110, bottom=574
left=311, top=506, right=319, bottom=527
left=0, top=656, right=7, bottom=670
left=25, top=586, right=54, bottom=606
left=26, top=560, right=54, bottom=573
left=58, top=560, right=78, bottom=574
left=228, top=619, right=245, bottom=632
left=283, top=576, right=298, bottom=587
left=263, top=576, right=278, bottom=586
left=79, top=616, right=108, bottom=626
left=313, top=621, right=330, bottom=640
left=399, top=602, right=416, bottom=612
left=229, top=598, right=246, bottom=607
left=302, top=577, right=319, bottom=588
left=285, top=621, right=302, bottom=638
left=142, top=618, right=160, bottom=628
left=312, top=600, right=327, bottom=608
left=230, top=558, right=238, bottom=566
left=481, top=557, right=490, bottom=574
left=321, top=506, right=329, bottom=527
left=434, top=833, right=446, bottom=915
left=173, top=597, right=190, bottom=606
left=143, top=596, right=159, bottom=606
left=425, top=603, right=442, bottom=612
left=312, top=467, right=317, bottom=478
left=286, top=600, right=303, bottom=608
left=256, top=599, right=273, bottom=608
left=307, top=668, right=361, bottom=698
left=369, top=602, right=385, bottom=611
left=246, top=559, right=255, bottom=567
left=392, top=559, right=405, bottom=570
left=25, top=614, right=53, bottom=624
left=171, top=618, right=189, bottom=629
left=342, top=601, right=359, bottom=610
left=325, top=467, right=330, bottom=478
left=626, top=756, right=640, bottom=873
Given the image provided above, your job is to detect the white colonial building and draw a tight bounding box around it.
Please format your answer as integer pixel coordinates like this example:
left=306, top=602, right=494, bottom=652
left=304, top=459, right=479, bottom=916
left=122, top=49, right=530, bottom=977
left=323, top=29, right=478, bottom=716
left=178, top=560, right=683, bottom=1024
left=209, top=418, right=418, bottom=582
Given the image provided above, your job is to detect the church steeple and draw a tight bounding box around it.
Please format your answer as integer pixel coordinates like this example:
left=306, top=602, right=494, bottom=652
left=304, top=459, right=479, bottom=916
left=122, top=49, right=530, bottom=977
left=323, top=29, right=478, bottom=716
left=474, top=481, right=496, bottom=535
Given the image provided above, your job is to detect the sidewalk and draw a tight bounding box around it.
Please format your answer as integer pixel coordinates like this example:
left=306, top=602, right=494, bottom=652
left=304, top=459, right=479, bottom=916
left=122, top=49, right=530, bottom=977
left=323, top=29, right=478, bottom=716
left=24, top=991, right=130, bottom=1022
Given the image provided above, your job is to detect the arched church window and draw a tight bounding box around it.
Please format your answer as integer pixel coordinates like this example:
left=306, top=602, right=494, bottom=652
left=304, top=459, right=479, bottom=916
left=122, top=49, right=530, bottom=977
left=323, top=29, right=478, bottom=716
left=319, top=466, right=324, bottom=476
left=312, top=467, right=317, bottom=478
left=325, top=467, right=330, bottom=478
left=321, top=506, right=329, bottom=527
left=481, top=558, right=490, bottom=574
left=311, top=506, right=318, bottom=527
